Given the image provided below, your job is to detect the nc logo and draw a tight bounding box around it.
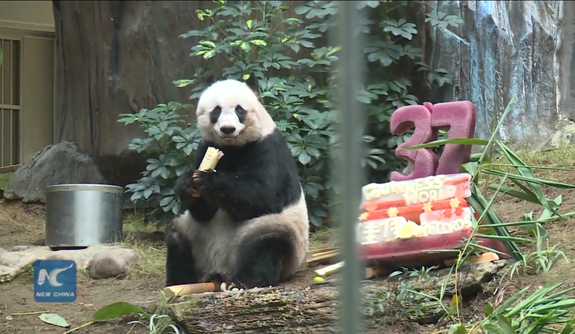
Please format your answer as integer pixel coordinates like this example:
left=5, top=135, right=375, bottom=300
left=36, top=263, right=74, bottom=287
left=34, top=260, right=77, bottom=303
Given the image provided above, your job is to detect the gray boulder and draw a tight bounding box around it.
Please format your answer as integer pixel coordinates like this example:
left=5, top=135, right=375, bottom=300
left=3, top=141, right=107, bottom=203
left=89, top=248, right=139, bottom=279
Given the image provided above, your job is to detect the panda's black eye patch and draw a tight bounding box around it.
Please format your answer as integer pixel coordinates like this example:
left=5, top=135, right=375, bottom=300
left=209, top=106, right=222, bottom=124
left=235, top=105, right=247, bottom=122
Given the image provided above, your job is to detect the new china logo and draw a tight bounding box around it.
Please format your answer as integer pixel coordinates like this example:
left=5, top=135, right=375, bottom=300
left=33, top=260, right=77, bottom=303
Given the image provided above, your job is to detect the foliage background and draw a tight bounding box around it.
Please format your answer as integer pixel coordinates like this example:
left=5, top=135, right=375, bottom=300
left=118, top=0, right=463, bottom=228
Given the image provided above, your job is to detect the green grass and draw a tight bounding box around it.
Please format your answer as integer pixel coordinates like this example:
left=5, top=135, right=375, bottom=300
left=0, top=172, right=12, bottom=190
left=120, top=213, right=167, bottom=279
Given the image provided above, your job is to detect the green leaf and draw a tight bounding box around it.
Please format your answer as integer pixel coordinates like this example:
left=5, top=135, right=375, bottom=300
left=462, top=161, right=478, bottom=177
left=535, top=195, right=563, bottom=227
left=143, top=188, right=153, bottom=199
left=250, top=39, right=267, bottom=46
left=496, top=140, right=559, bottom=216
left=482, top=169, right=575, bottom=189
left=159, top=196, right=174, bottom=207
left=484, top=302, right=494, bottom=316
left=560, top=320, right=574, bottom=334
left=93, top=302, right=143, bottom=322
left=474, top=233, right=532, bottom=243
left=38, top=313, right=70, bottom=328
left=495, top=314, right=515, bottom=334
left=448, top=323, right=467, bottom=334
left=507, top=284, right=569, bottom=319
left=305, top=146, right=321, bottom=158
left=183, top=144, right=193, bottom=156
left=479, top=212, right=575, bottom=227
left=489, top=184, right=538, bottom=203
left=468, top=184, right=522, bottom=259
left=298, top=152, right=311, bottom=165
left=131, top=192, right=143, bottom=201
left=482, top=323, right=504, bottom=334
left=494, top=285, right=530, bottom=313
left=173, top=79, right=195, bottom=88
left=157, top=166, right=168, bottom=179
left=403, top=138, right=489, bottom=150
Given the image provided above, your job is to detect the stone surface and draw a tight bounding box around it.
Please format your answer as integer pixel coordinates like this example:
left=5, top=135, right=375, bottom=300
left=429, top=1, right=575, bottom=148
left=0, top=244, right=136, bottom=283
left=549, top=122, right=575, bottom=147
left=3, top=141, right=107, bottom=203
left=11, top=245, right=32, bottom=252
left=89, top=248, right=139, bottom=279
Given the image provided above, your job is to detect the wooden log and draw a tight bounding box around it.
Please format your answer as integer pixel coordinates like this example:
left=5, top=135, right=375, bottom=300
left=168, top=261, right=508, bottom=333
left=306, top=249, right=340, bottom=266
left=168, top=281, right=437, bottom=333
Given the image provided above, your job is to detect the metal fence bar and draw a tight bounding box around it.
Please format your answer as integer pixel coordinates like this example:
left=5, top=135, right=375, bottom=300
left=333, top=2, right=365, bottom=333
left=1, top=38, right=5, bottom=167
left=1, top=39, right=4, bottom=106
left=0, top=104, right=20, bottom=110
left=10, top=38, right=14, bottom=164
left=0, top=38, right=21, bottom=167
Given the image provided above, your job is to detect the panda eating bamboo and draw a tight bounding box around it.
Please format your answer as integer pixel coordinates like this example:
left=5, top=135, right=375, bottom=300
left=165, top=74, right=310, bottom=290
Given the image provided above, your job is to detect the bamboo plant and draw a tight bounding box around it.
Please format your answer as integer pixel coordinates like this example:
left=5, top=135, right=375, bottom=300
left=406, top=96, right=575, bottom=333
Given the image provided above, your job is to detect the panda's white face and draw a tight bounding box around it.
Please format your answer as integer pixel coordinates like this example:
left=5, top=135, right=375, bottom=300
left=196, top=79, right=276, bottom=146
left=210, top=105, right=246, bottom=140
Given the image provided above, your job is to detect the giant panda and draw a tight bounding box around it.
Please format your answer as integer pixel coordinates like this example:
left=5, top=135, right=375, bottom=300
left=165, top=74, right=309, bottom=290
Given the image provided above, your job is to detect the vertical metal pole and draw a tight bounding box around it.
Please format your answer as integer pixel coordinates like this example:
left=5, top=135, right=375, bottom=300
left=10, top=39, right=14, bottom=165
left=333, top=2, right=364, bottom=333
left=1, top=39, right=4, bottom=167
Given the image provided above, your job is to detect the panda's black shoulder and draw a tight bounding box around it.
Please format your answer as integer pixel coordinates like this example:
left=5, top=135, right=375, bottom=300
left=216, top=128, right=301, bottom=205
left=211, top=129, right=295, bottom=171
left=257, top=128, right=298, bottom=167
left=253, top=128, right=302, bottom=203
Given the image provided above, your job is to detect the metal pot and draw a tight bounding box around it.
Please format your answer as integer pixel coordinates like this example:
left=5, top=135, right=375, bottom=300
left=45, top=184, right=124, bottom=249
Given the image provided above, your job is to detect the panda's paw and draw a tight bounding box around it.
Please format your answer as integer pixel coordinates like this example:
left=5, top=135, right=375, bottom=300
left=191, top=169, right=216, bottom=196
left=219, top=281, right=244, bottom=293
left=175, top=172, right=200, bottom=204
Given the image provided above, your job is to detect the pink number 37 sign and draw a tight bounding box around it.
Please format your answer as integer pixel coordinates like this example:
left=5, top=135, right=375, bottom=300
left=390, top=101, right=477, bottom=181
left=355, top=101, right=509, bottom=266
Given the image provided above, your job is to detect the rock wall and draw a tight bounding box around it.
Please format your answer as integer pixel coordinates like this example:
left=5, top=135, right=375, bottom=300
left=429, top=1, right=575, bottom=147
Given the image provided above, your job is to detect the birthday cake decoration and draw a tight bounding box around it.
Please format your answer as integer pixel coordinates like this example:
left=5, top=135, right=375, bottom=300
left=357, top=173, right=473, bottom=245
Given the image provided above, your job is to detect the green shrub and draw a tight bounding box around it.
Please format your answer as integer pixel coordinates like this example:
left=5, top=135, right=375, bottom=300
left=118, top=0, right=462, bottom=228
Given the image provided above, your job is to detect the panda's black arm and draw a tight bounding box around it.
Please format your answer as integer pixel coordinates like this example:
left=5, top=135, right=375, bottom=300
left=199, top=167, right=298, bottom=222
left=174, top=139, right=219, bottom=223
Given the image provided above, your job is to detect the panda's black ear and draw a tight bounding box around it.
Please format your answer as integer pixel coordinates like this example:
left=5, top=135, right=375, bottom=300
left=244, top=73, right=259, bottom=92
left=205, top=74, right=215, bottom=86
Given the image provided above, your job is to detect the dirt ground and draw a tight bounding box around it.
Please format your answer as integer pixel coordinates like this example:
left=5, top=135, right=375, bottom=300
left=1, top=149, right=575, bottom=333
left=0, top=203, right=165, bottom=334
